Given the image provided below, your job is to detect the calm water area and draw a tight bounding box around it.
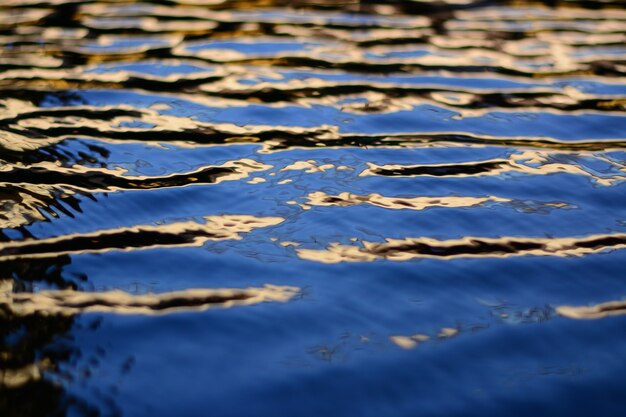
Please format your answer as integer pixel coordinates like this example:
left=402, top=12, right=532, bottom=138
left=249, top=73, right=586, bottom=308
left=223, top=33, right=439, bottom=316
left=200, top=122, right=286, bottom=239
left=1, top=0, right=626, bottom=416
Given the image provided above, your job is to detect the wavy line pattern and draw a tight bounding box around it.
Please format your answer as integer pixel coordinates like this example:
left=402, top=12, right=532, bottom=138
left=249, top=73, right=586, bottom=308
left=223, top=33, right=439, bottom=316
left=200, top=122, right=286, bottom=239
left=297, top=233, right=626, bottom=263
left=0, top=284, right=300, bottom=316
left=1, top=0, right=626, bottom=415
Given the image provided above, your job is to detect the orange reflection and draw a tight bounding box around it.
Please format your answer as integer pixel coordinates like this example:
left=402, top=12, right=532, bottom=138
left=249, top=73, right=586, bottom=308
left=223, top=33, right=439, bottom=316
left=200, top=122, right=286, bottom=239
left=298, top=233, right=626, bottom=263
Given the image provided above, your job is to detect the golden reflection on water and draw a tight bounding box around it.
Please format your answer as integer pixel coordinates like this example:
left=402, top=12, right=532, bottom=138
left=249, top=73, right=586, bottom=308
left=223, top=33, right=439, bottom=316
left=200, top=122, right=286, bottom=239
left=297, top=233, right=626, bottom=263
left=0, top=215, right=284, bottom=261
left=557, top=300, right=626, bottom=320
left=0, top=184, right=61, bottom=229
left=361, top=150, right=626, bottom=185
left=304, top=191, right=508, bottom=210
left=390, top=334, right=430, bottom=350
left=1, top=362, right=48, bottom=390
left=0, top=283, right=300, bottom=317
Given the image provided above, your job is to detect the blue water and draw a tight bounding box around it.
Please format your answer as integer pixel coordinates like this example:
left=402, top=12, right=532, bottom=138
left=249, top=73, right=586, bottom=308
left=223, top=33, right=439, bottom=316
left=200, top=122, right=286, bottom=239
left=1, top=1, right=626, bottom=416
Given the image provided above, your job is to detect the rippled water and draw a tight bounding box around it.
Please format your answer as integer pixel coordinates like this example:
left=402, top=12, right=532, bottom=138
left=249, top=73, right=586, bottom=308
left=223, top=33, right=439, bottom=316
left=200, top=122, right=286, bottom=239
left=2, top=0, right=626, bottom=416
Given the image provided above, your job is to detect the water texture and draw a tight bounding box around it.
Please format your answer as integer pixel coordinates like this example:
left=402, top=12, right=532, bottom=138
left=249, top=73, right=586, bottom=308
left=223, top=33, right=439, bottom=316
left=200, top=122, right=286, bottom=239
left=1, top=0, right=626, bottom=416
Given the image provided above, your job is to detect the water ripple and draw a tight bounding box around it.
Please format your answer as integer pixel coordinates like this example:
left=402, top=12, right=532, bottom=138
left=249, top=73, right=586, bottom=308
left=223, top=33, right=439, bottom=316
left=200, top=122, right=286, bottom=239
left=2, top=0, right=626, bottom=415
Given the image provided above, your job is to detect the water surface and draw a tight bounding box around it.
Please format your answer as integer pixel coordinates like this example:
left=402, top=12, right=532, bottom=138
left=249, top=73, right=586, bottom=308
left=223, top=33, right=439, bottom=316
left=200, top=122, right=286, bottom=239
left=1, top=0, right=626, bottom=416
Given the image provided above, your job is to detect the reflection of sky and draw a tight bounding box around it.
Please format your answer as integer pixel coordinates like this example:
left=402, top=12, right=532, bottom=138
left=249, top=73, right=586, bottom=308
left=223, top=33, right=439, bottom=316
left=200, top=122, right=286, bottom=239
left=572, top=46, right=626, bottom=58
left=364, top=49, right=461, bottom=60
left=184, top=39, right=323, bottom=55
left=43, top=89, right=626, bottom=141
left=229, top=10, right=421, bottom=27
left=233, top=70, right=626, bottom=95
left=85, top=62, right=216, bottom=76
left=80, top=37, right=172, bottom=52
left=76, top=62, right=626, bottom=95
